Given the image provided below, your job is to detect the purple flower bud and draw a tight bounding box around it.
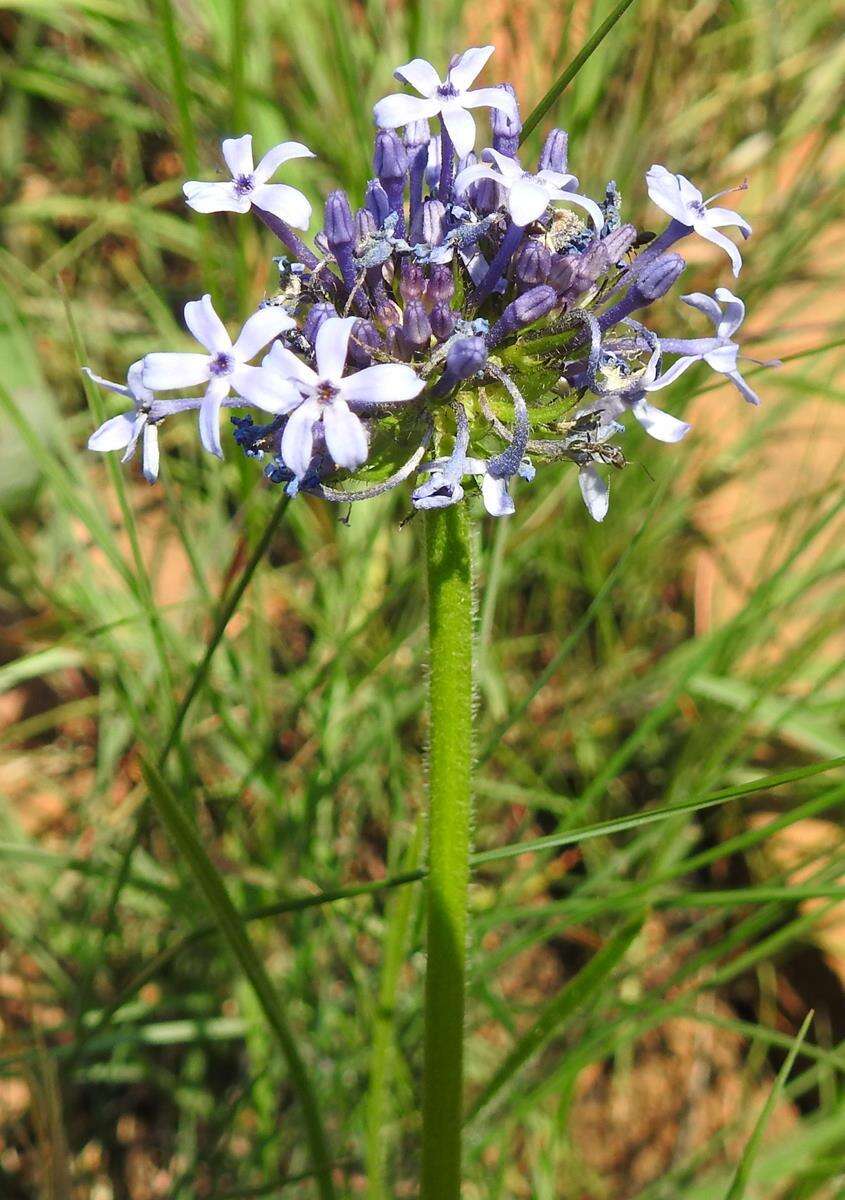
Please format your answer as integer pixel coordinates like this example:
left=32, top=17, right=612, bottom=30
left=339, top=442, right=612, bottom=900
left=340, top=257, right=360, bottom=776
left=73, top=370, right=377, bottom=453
left=601, top=222, right=636, bottom=263
left=354, top=207, right=377, bottom=253
left=426, top=263, right=455, bottom=304
left=514, top=240, right=552, bottom=286
left=636, top=251, right=686, bottom=301
left=374, top=130, right=408, bottom=184
left=324, top=190, right=354, bottom=249
left=401, top=299, right=432, bottom=352
left=539, top=128, right=568, bottom=174
left=444, top=335, right=487, bottom=380
left=400, top=261, right=425, bottom=301
left=385, top=323, right=409, bottom=361
left=411, top=197, right=447, bottom=246
left=303, top=302, right=337, bottom=346
left=429, top=303, right=456, bottom=342
left=365, top=180, right=390, bottom=226
left=348, top=319, right=383, bottom=366
left=474, top=177, right=501, bottom=215
left=547, top=252, right=576, bottom=291
left=491, top=84, right=521, bottom=157
left=489, top=285, right=558, bottom=344
left=404, top=119, right=430, bottom=150
left=549, top=242, right=609, bottom=298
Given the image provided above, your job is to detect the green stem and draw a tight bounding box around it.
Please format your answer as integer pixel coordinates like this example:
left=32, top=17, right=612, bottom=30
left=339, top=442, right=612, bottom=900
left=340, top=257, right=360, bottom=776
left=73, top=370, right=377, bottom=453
left=421, top=504, right=474, bottom=1200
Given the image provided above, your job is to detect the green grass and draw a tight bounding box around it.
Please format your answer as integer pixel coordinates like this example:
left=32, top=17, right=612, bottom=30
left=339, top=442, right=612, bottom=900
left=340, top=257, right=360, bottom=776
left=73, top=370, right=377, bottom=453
left=0, top=0, right=844, bottom=1196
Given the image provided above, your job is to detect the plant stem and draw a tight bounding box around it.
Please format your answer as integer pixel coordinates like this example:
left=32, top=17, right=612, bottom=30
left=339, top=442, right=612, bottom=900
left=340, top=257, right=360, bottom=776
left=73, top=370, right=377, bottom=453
left=421, top=503, right=474, bottom=1200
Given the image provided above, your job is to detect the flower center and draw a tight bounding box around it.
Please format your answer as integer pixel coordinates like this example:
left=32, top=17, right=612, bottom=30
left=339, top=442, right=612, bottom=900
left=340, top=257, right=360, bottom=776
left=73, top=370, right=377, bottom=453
left=209, top=352, right=235, bottom=376
left=692, top=200, right=708, bottom=218
left=437, top=82, right=458, bottom=99
left=233, top=173, right=255, bottom=197
left=316, top=379, right=340, bottom=404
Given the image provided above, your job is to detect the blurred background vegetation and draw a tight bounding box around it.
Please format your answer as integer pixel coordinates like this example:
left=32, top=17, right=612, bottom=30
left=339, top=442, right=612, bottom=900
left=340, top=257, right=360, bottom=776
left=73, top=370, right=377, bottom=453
left=1, top=0, right=844, bottom=1196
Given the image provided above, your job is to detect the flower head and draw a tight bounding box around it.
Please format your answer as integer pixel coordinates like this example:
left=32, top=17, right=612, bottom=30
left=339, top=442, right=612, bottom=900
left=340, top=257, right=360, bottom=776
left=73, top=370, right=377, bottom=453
left=184, top=135, right=314, bottom=229
left=646, top=165, right=751, bottom=277
left=454, top=149, right=604, bottom=229
left=142, top=295, right=298, bottom=457
left=374, top=46, right=517, bottom=157
left=86, top=361, right=161, bottom=483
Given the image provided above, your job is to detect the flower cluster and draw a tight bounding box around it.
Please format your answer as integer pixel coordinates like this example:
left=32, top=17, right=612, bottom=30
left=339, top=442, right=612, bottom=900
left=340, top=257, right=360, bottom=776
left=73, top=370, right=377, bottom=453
left=88, top=46, right=763, bottom=521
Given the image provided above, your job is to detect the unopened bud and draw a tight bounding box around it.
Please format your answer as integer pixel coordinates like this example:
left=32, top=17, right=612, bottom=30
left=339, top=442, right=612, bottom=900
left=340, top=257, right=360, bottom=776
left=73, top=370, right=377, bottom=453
left=489, top=285, right=558, bottom=344
left=324, top=190, right=354, bottom=249
left=514, top=240, right=551, bottom=286
left=374, top=130, right=408, bottom=183
left=303, top=302, right=337, bottom=346
left=429, top=303, right=456, bottom=342
left=427, top=263, right=455, bottom=304
left=491, top=84, right=521, bottom=157
left=636, top=251, right=686, bottom=301
left=400, top=261, right=425, bottom=301
left=348, top=319, right=383, bottom=366
left=446, top=336, right=487, bottom=380
left=404, top=119, right=430, bottom=149
left=365, top=180, right=390, bottom=225
left=401, top=299, right=432, bottom=351
left=539, top=128, right=568, bottom=174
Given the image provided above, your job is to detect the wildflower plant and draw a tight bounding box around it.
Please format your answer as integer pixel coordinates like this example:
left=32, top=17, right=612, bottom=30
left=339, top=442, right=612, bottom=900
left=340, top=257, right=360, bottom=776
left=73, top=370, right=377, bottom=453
left=85, top=41, right=762, bottom=1200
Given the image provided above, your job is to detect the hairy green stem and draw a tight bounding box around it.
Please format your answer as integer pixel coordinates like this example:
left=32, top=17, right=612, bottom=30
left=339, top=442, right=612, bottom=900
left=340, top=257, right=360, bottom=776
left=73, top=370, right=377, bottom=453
left=421, top=504, right=474, bottom=1199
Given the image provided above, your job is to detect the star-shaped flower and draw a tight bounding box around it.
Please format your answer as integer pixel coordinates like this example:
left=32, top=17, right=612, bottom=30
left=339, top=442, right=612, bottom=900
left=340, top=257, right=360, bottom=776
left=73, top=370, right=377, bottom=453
left=454, top=149, right=604, bottom=229
left=86, top=361, right=161, bottom=483
left=646, top=287, right=761, bottom=405
left=263, top=316, right=425, bottom=479
left=645, top=165, right=751, bottom=277
left=373, top=46, right=517, bottom=158
left=183, top=135, right=314, bottom=229
left=141, top=295, right=298, bottom=458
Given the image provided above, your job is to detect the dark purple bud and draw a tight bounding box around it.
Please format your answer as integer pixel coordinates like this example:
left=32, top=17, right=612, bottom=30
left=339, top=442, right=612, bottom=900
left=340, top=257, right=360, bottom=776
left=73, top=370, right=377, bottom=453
left=427, top=263, right=455, bottom=304
left=491, top=84, right=521, bottom=157
left=324, top=190, right=354, bottom=249
left=365, top=180, right=390, bottom=225
left=411, top=197, right=447, bottom=246
left=601, top=222, right=636, bottom=263
left=474, top=177, right=501, bottom=215
left=636, top=251, right=686, bottom=301
left=303, top=302, right=337, bottom=346
left=404, top=119, right=430, bottom=149
left=538, top=128, right=568, bottom=174
left=354, top=207, right=377, bottom=253
left=550, top=241, right=609, bottom=298
left=374, top=130, right=408, bottom=184
left=348, top=319, right=383, bottom=366
left=385, top=323, right=409, bottom=361
left=514, top=240, right=551, bottom=286
left=375, top=297, right=402, bottom=328
left=400, top=261, right=425, bottom=301
left=489, top=285, right=558, bottom=344
left=547, top=253, right=575, bottom=292
left=444, top=335, right=487, bottom=382
left=401, top=299, right=432, bottom=352
left=429, top=303, right=456, bottom=342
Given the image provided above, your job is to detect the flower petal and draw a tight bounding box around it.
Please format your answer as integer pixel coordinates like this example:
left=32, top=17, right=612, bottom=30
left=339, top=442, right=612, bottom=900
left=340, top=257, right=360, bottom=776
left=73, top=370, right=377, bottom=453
left=481, top=471, right=515, bottom=517
left=507, top=177, right=551, bottom=226
left=646, top=164, right=696, bottom=224
left=88, top=412, right=136, bottom=451
left=646, top=354, right=700, bottom=391
left=713, top=287, right=745, bottom=338
left=339, top=363, right=425, bottom=404
left=315, top=316, right=357, bottom=381
left=281, top=399, right=319, bottom=478
left=726, top=369, right=761, bottom=406
left=253, top=140, right=315, bottom=184
left=198, top=377, right=231, bottom=458
left=548, top=188, right=605, bottom=230
left=230, top=364, right=302, bottom=413
left=221, top=134, right=254, bottom=178
left=142, top=352, right=212, bottom=390
left=373, top=93, right=441, bottom=129
left=82, top=367, right=132, bottom=400
left=703, top=343, right=740, bottom=373
left=184, top=294, right=231, bottom=353
left=632, top=398, right=692, bottom=443
left=453, top=163, right=504, bottom=194
left=323, top=398, right=369, bottom=470
left=705, top=206, right=752, bottom=238
left=394, top=57, right=442, bottom=97
left=141, top=422, right=160, bottom=483
left=681, top=290, right=724, bottom=328
left=448, top=45, right=495, bottom=92
left=251, top=183, right=312, bottom=231
left=263, top=342, right=319, bottom=389
left=183, top=181, right=250, bottom=214
left=483, top=148, right=523, bottom=178
left=693, top=221, right=743, bottom=276
left=126, top=359, right=153, bottom=402
left=232, top=306, right=296, bottom=362
left=462, top=86, right=518, bottom=120
left=441, top=105, right=477, bottom=157
left=578, top=465, right=609, bottom=521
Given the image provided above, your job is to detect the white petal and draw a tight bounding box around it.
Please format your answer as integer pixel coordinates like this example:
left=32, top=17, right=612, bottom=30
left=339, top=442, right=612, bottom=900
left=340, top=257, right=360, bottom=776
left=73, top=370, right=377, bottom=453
left=725, top=369, right=761, bottom=406
left=713, top=287, right=745, bottom=338
left=263, top=342, right=319, bottom=389
left=142, top=352, right=212, bottom=390
left=462, top=86, right=518, bottom=119
left=281, top=399, right=319, bottom=478
left=483, top=148, right=523, bottom=178
left=507, top=177, right=552, bottom=226
left=394, top=57, right=442, bottom=97
left=548, top=188, right=605, bottom=230
left=184, top=294, right=231, bottom=353
left=645, top=164, right=696, bottom=224
left=578, top=465, right=609, bottom=522
left=126, top=359, right=153, bottom=402
left=632, top=399, right=691, bottom=443
left=221, top=134, right=254, bottom=178
left=88, top=412, right=135, bottom=451
left=481, top=472, right=515, bottom=517
left=374, top=93, right=441, bottom=129
left=232, top=306, right=296, bottom=362
left=141, top=423, right=160, bottom=483
left=704, top=343, right=740, bottom=374
left=645, top=354, right=700, bottom=391
left=453, top=163, right=504, bottom=194
left=705, top=206, right=752, bottom=238
left=119, top=414, right=146, bottom=462
left=537, top=168, right=578, bottom=190
left=323, top=398, right=369, bottom=470
left=315, top=316, right=357, bottom=381
left=448, top=45, right=495, bottom=92
left=251, top=183, right=312, bottom=231
left=693, top=221, right=743, bottom=276
left=82, top=367, right=132, bottom=400
left=230, top=364, right=301, bottom=413
left=441, top=105, right=477, bottom=157
left=681, top=291, right=723, bottom=328
left=339, top=363, right=425, bottom=404
left=183, top=181, right=250, bottom=214
left=253, top=140, right=315, bottom=184
left=198, top=377, right=231, bottom=458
